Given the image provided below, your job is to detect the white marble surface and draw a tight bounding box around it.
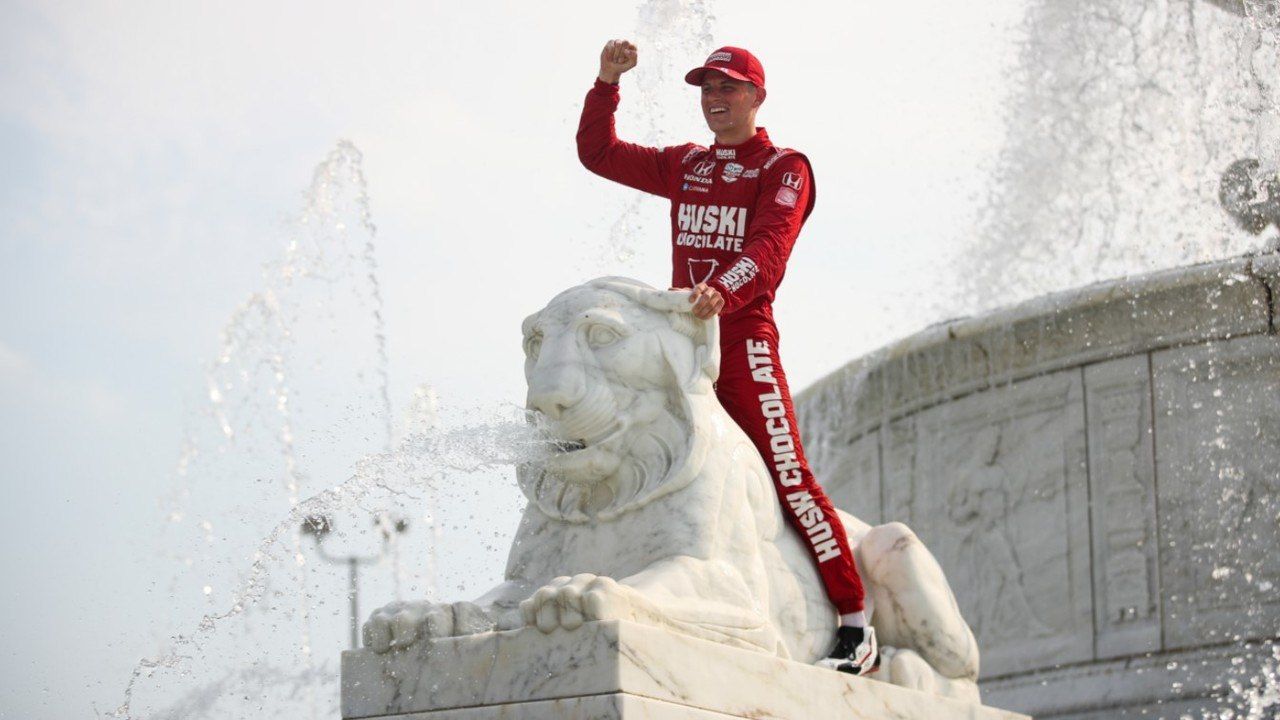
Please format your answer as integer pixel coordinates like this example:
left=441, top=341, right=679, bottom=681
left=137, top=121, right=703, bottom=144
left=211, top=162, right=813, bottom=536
left=1083, top=355, right=1161, bottom=660
left=361, top=277, right=982, bottom=701
left=343, top=621, right=1025, bottom=720
left=1152, top=335, right=1280, bottom=650
left=981, top=641, right=1277, bottom=719
left=352, top=694, right=756, bottom=719
left=793, top=252, right=1280, bottom=718
left=795, top=254, right=1275, bottom=442
left=881, top=369, right=1093, bottom=678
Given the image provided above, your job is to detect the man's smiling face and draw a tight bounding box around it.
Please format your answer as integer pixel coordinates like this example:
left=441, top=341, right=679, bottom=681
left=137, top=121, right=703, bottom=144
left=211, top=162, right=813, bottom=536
left=700, top=71, right=761, bottom=137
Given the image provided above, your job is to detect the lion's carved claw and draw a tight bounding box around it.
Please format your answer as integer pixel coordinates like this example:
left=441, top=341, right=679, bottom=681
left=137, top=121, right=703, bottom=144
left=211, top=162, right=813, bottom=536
left=519, top=573, right=652, bottom=633
left=362, top=599, right=495, bottom=653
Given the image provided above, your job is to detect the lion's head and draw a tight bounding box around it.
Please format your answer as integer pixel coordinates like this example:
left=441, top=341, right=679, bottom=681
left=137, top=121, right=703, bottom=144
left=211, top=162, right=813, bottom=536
left=517, top=277, right=721, bottom=522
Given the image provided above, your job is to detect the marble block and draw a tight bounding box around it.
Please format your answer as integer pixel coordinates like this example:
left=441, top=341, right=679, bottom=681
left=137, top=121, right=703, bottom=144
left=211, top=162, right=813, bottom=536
left=341, top=621, right=1028, bottom=720
left=1152, top=335, right=1280, bottom=650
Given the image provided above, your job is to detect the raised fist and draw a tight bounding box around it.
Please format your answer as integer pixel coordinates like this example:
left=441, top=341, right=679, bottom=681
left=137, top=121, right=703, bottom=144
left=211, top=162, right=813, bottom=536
left=599, top=39, right=638, bottom=84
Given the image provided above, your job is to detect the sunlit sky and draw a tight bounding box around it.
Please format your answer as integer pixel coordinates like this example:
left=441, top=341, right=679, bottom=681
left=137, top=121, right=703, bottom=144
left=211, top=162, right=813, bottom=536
left=0, top=0, right=1026, bottom=716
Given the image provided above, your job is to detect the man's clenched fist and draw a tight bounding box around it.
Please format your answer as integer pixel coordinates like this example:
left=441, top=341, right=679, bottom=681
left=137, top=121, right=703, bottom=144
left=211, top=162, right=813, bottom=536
left=599, top=39, right=638, bottom=84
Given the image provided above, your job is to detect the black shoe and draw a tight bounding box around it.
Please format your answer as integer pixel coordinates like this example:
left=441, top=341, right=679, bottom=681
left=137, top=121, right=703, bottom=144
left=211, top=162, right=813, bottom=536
left=817, top=625, right=880, bottom=676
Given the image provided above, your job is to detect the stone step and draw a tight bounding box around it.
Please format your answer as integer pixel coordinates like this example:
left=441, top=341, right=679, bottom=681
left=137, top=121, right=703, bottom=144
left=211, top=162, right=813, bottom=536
left=342, top=620, right=1029, bottom=720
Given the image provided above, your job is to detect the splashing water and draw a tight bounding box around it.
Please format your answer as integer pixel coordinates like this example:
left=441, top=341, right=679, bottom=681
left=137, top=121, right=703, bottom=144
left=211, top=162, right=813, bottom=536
left=127, top=663, right=337, bottom=720
left=633, top=0, right=716, bottom=143
left=109, top=3, right=1279, bottom=717
left=112, top=412, right=553, bottom=719
left=110, top=141, right=553, bottom=718
left=591, top=0, right=716, bottom=268
left=941, top=3, right=1280, bottom=716
left=1227, top=642, right=1280, bottom=719
left=953, top=0, right=1280, bottom=313
left=117, top=4, right=724, bottom=712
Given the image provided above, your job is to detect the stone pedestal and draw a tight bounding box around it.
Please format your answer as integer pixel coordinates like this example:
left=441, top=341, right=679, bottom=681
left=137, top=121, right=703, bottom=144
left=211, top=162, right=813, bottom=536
left=341, top=621, right=1029, bottom=719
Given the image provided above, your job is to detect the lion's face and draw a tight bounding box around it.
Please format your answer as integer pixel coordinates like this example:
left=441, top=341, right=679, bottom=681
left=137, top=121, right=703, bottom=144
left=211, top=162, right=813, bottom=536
left=518, top=278, right=718, bottom=521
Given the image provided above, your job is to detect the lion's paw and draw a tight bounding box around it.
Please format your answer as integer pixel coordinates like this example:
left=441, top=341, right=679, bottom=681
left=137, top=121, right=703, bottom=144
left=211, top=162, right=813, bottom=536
left=362, top=600, right=494, bottom=653
left=519, top=574, right=647, bottom=633
left=880, top=647, right=981, bottom=703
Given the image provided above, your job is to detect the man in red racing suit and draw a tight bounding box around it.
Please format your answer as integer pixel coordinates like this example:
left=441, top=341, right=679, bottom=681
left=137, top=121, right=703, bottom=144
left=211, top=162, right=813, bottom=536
left=577, top=40, right=878, bottom=675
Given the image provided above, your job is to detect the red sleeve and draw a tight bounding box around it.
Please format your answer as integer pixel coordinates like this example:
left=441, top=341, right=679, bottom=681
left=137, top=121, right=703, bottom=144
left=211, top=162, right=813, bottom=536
left=708, top=154, right=815, bottom=314
left=576, top=79, right=686, bottom=198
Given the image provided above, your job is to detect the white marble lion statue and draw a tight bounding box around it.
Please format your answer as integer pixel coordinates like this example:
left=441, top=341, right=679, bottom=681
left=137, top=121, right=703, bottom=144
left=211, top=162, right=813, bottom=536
left=363, top=277, right=981, bottom=701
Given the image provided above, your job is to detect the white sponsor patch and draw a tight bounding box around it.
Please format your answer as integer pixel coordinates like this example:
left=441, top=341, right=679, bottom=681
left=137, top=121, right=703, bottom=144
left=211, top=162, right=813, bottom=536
left=787, top=490, right=841, bottom=562
left=679, top=147, right=705, bottom=165
left=745, top=337, right=842, bottom=565
left=781, top=171, right=804, bottom=190
left=718, top=256, right=758, bottom=292
left=675, top=203, right=749, bottom=251
left=721, top=162, right=744, bottom=183
left=715, top=148, right=736, bottom=159
left=763, top=148, right=793, bottom=170
left=775, top=186, right=799, bottom=207
left=688, top=258, right=719, bottom=286
left=693, top=160, right=716, bottom=177
left=743, top=168, right=760, bottom=178
left=708, top=51, right=733, bottom=64
left=677, top=203, right=748, bottom=234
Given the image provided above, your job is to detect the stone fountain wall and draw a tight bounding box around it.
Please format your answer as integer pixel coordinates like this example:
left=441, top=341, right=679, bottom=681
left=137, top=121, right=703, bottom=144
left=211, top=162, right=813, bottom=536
left=795, top=253, right=1280, bottom=719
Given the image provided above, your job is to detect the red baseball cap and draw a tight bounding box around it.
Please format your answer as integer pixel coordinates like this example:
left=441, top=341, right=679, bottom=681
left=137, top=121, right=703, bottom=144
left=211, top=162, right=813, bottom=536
left=684, top=46, right=766, bottom=89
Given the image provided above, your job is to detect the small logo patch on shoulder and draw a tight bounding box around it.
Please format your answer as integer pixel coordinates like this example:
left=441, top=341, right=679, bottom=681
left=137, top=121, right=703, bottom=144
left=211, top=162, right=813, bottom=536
left=680, top=147, right=706, bottom=166
left=763, top=149, right=793, bottom=170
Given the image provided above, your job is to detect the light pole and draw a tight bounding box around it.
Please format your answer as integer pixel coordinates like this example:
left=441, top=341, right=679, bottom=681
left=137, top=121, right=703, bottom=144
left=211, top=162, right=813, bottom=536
left=300, top=513, right=409, bottom=649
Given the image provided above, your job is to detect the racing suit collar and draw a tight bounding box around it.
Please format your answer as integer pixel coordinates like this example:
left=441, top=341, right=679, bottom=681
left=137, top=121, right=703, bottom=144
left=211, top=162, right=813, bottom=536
left=710, top=127, right=771, bottom=159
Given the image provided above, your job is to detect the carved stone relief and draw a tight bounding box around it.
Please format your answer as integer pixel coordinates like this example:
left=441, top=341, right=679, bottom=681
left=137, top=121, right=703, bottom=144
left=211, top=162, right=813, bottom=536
left=1083, top=356, right=1162, bottom=658
left=1153, top=336, right=1280, bottom=650
left=819, top=431, right=882, bottom=526
left=881, top=370, right=1093, bottom=678
left=789, top=255, right=1280, bottom=720
left=797, top=384, right=883, bottom=526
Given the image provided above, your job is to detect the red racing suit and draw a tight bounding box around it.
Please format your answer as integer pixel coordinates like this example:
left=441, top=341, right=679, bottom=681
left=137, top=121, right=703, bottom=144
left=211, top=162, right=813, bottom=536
left=577, top=79, right=865, bottom=615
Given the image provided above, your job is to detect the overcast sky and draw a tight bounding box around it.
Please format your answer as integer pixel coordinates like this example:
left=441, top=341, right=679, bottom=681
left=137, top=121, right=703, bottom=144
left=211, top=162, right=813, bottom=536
left=0, top=1, right=1027, bottom=716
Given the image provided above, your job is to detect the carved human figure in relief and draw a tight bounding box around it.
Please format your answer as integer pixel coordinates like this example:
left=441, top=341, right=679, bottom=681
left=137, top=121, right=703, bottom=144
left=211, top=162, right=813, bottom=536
left=947, top=426, right=1053, bottom=642
left=363, top=278, right=983, bottom=701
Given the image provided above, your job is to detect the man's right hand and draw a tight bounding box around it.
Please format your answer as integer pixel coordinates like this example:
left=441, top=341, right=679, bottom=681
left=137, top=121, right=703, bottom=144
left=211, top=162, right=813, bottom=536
left=599, top=39, right=638, bottom=84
